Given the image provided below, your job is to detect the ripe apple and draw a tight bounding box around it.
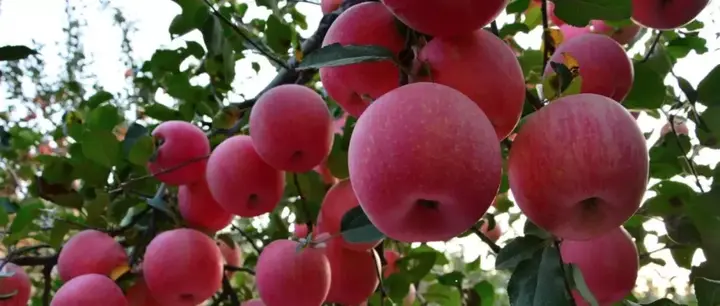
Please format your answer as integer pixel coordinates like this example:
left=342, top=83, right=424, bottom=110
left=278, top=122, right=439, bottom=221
left=242, top=299, right=265, bottom=306
left=178, top=178, right=233, bottom=233
left=561, top=227, right=639, bottom=305
left=317, top=179, right=383, bottom=251
left=51, top=274, right=128, bottom=306
left=147, top=121, right=210, bottom=186
left=631, top=0, right=709, bottom=30
left=321, top=0, right=342, bottom=14
left=218, top=239, right=243, bottom=279
left=324, top=239, right=380, bottom=305
left=415, top=28, right=526, bottom=140
left=559, top=24, right=592, bottom=43
left=125, top=277, right=162, bottom=306
left=348, top=82, right=502, bottom=242
left=529, top=1, right=566, bottom=26
left=250, top=84, right=334, bottom=172
left=543, top=34, right=634, bottom=102
left=313, top=158, right=339, bottom=185
left=255, top=239, right=331, bottom=306
left=142, top=228, right=224, bottom=305
left=508, top=94, right=648, bottom=240
left=660, top=120, right=690, bottom=136
left=206, top=135, right=285, bottom=217
left=57, top=229, right=128, bottom=282
left=381, top=0, right=507, bottom=37
left=480, top=220, right=502, bottom=242
left=0, top=262, right=31, bottom=306
left=319, top=2, right=405, bottom=118
left=590, top=21, right=642, bottom=45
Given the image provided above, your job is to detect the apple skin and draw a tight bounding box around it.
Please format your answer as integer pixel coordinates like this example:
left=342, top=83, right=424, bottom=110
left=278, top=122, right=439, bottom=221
left=381, top=0, right=508, bottom=37
left=415, top=29, right=526, bottom=140
left=142, top=228, right=224, bottom=306
left=319, top=2, right=405, bottom=118
left=321, top=0, right=342, bottom=14
left=51, top=274, right=128, bottom=306
left=543, top=34, right=634, bottom=102
left=250, top=84, right=334, bottom=172
left=631, top=0, right=709, bottom=30
left=218, top=239, right=243, bottom=279
left=561, top=227, right=639, bottom=305
left=178, top=178, right=234, bottom=233
left=0, top=262, right=31, bottom=306
left=317, top=179, right=383, bottom=251
left=508, top=93, right=648, bottom=241
left=590, top=21, right=642, bottom=45
left=348, top=82, right=502, bottom=243
left=57, top=229, right=128, bottom=282
left=324, top=239, right=380, bottom=305
left=206, top=135, right=285, bottom=218
left=242, top=299, right=266, bottom=306
left=255, top=239, right=331, bottom=306
left=559, top=24, right=592, bottom=43
left=147, top=121, right=210, bottom=186
left=125, top=277, right=163, bottom=306
left=480, top=220, right=502, bottom=242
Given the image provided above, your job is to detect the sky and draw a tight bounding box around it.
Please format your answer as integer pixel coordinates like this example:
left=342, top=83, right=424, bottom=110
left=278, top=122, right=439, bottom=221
left=0, top=0, right=719, bottom=301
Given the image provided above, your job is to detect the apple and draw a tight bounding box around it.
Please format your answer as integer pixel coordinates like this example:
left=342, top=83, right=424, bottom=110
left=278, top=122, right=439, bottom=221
left=142, top=228, right=224, bottom=305
left=255, top=239, right=331, bottom=306
left=51, top=274, right=128, bottom=306
left=206, top=135, right=285, bottom=217
left=125, top=277, right=162, bottom=306
left=559, top=24, right=592, bottom=43
left=218, top=239, right=243, bottom=279
left=561, top=227, right=639, bottom=305
left=543, top=34, right=634, bottom=102
left=480, top=219, right=502, bottom=242
left=250, top=84, right=334, bottom=172
left=631, top=0, right=709, bottom=30
left=57, top=229, right=128, bottom=282
left=293, top=223, right=318, bottom=239
left=590, top=21, right=642, bottom=45
left=242, top=299, right=265, bottom=306
left=321, top=0, right=342, bottom=14
left=415, top=28, right=526, bottom=140
left=178, top=178, right=233, bottom=233
left=348, top=82, right=502, bottom=242
left=319, top=2, right=405, bottom=118
left=313, top=158, right=339, bottom=185
left=0, top=262, right=31, bottom=306
left=147, top=121, right=210, bottom=186
left=508, top=93, right=648, bottom=240
left=381, top=0, right=508, bottom=37
left=317, top=179, right=383, bottom=251
left=324, top=239, right=380, bottom=305
left=660, top=120, right=690, bottom=136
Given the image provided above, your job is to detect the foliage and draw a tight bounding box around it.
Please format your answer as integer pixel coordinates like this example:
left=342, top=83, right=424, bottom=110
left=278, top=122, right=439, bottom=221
left=0, top=0, right=718, bottom=305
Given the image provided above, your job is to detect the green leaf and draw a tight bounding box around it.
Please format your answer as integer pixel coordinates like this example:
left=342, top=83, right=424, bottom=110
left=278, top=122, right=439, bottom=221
left=49, top=220, right=70, bottom=249
left=473, top=281, right=495, bottom=305
left=518, top=50, right=543, bottom=82
left=508, top=246, right=572, bottom=306
left=86, top=91, right=114, bottom=109
left=667, top=34, right=708, bottom=59
left=524, top=220, right=552, bottom=240
left=144, top=103, right=183, bottom=121
left=396, top=251, right=437, bottom=283
left=686, top=190, right=720, bottom=260
left=507, top=248, right=543, bottom=305
left=0, top=45, right=38, bottom=61
left=697, top=64, right=720, bottom=106
left=37, top=155, right=75, bottom=185
left=85, top=190, right=110, bottom=227
left=128, top=136, right=155, bottom=166
left=297, top=43, right=396, bottom=70
left=496, top=235, right=547, bottom=270
left=569, top=263, right=599, bottom=306
left=670, top=246, right=696, bottom=269
left=339, top=205, right=385, bottom=243
left=695, top=277, right=720, bottom=306
left=8, top=199, right=44, bottom=235
left=642, top=180, right=696, bottom=216
left=676, top=77, right=698, bottom=104
left=326, top=134, right=349, bottom=179
left=86, top=104, right=121, bottom=131
left=384, top=273, right=411, bottom=302
left=506, top=0, right=531, bottom=14
left=437, top=271, right=464, bottom=287
left=623, top=62, right=666, bottom=109
left=0, top=205, right=7, bottom=227
left=552, top=0, right=632, bottom=27
left=82, top=130, right=121, bottom=168
left=648, top=133, right=692, bottom=179
left=499, top=23, right=531, bottom=38
left=664, top=214, right=702, bottom=246
left=265, top=15, right=293, bottom=54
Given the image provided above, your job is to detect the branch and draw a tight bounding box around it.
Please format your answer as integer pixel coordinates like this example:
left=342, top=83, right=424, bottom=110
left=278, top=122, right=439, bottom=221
left=555, top=240, right=577, bottom=306
left=224, top=265, right=256, bottom=275
left=231, top=224, right=263, bottom=254
left=292, top=173, right=314, bottom=233
left=42, top=263, right=53, bottom=306
left=640, top=31, right=663, bottom=63
left=471, top=225, right=501, bottom=253
left=540, top=0, right=553, bottom=69
left=221, top=274, right=240, bottom=306
left=490, top=21, right=500, bottom=37
left=108, top=154, right=210, bottom=194
left=8, top=254, right=58, bottom=267
left=667, top=113, right=705, bottom=193
left=108, top=206, right=152, bottom=236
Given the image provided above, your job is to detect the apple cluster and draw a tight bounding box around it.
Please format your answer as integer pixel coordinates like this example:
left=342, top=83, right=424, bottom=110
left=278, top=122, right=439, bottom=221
left=1, top=0, right=709, bottom=305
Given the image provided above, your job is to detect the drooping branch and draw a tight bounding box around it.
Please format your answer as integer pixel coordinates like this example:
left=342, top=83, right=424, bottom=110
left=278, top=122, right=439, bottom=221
left=471, top=225, right=501, bottom=254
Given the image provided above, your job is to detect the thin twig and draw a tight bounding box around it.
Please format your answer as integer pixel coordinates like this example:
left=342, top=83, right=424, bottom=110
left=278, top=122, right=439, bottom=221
left=641, top=31, right=663, bottom=63
left=540, top=0, right=552, bottom=69
left=221, top=274, right=240, bottom=306
left=42, top=263, right=53, bottom=306
left=471, top=225, right=501, bottom=253
left=375, top=243, right=387, bottom=306
left=292, top=173, right=314, bottom=233
left=554, top=240, right=577, bottom=306
left=224, top=265, right=256, bottom=275
left=108, top=154, right=210, bottom=194
left=231, top=224, right=263, bottom=254
left=201, top=0, right=289, bottom=70
left=667, top=114, right=705, bottom=193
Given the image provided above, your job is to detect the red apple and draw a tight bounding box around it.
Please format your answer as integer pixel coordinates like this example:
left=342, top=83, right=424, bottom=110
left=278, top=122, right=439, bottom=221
left=480, top=220, right=502, bottom=242
left=561, top=227, right=639, bottom=305
left=255, top=239, right=331, bottom=306
left=590, top=21, right=642, bottom=45
left=321, top=0, right=342, bottom=14
left=381, top=0, right=508, bottom=37
left=320, top=2, right=405, bottom=117
left=324, top=239, right=380, bottom=305
left=250, top=84, right=334, bottom=172
left=415, top=28, right=526, bottom=140
left=218, top=239, right=243, bottom=279
left=125, top=277, right=162, bottom=306
left=543, top=34, right=634, bottom=102
left=206, top=135, right=285, bottom=217
left=178, top=178, right=233, bottom=233
left=51, top=274, right=128, bottom=306
left=147, top=121, right=210, bottom=186
left=660, top=120, right=690, bottom=137
left=348, top=82, right=502, bottom=242
left=317, top=179, right=383, bottom=251
left=57, top=230, right=128, bottom=282
left=0, top=262, right=31, bottom=306
left=508, top=93, right=648, bottom=240
left=631, top=0, right=709, bottom=30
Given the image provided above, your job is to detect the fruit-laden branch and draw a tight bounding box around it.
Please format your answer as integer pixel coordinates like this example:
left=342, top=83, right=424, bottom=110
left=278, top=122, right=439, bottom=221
left=228, top=0, right=379, bottom=111
left=471, top=225, right=501, bottom=253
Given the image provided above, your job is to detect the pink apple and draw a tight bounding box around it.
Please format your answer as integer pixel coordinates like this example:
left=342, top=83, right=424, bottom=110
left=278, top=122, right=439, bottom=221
left=632, top=0, right=709, bottom=30
left=381, top=0, right=508, bottom=37
left=0, top=262, right=31, bottom=306
left=51, top=274, right=128, bottom=306
left=57, top=230, right=128, bottom=282
left=147, top=121, right=210, bottom=186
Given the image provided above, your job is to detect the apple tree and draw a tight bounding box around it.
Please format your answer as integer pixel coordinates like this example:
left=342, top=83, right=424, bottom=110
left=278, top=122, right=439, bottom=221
left=0, top=0, right=718, bottom=305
